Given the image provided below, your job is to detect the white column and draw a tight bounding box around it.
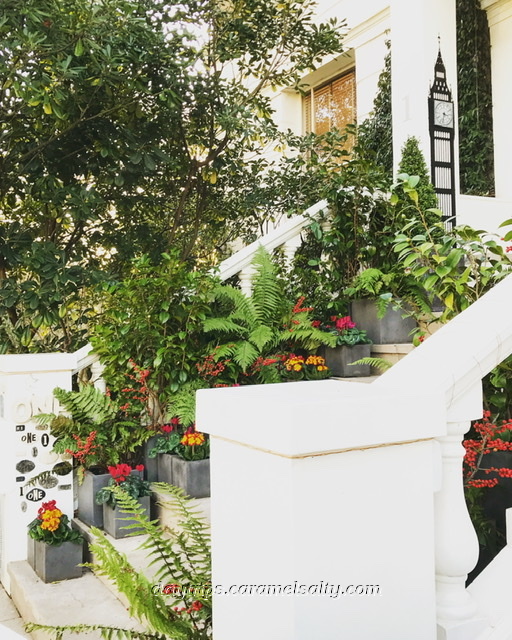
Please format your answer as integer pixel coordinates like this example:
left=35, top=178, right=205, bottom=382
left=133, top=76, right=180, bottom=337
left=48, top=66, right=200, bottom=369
left=198, top=379, right=445, bottom=640
left=282, top=236, right=302, bottom=269
left=390, top=0, right=458, bottom=177
left=481, top=0, right=512, bottom=199
left=238, top=266, right=254, bottom=297
left=435, top=384, right=488, bottom=639
left=90, top=358, right=106, bottom=393
left=0, top=354, right=76, bottom=592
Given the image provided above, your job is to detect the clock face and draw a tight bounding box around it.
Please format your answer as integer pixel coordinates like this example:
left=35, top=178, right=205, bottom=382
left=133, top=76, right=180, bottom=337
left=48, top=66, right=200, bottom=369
left=434, top=100, right=454, bottom=128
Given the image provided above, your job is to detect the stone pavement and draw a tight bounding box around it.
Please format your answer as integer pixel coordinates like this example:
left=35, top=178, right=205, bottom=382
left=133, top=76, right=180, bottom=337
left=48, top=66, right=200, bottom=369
left=0, top=583, right=31, bottom=639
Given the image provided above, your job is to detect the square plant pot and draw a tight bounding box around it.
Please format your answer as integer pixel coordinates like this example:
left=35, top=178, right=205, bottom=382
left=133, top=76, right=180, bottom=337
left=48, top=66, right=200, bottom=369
left=28, top=538, right=82, bottom=583
left=172, top=457, right=210, bottom=499
left=143, top=436, right=160, bottom=482
left=102, top=495, right=151, bottom=539
left=350, top=299, right=417, bottom=344
left=77, top=469, right=111, bottom=528
left=320, top=344, right=371, bottom=378
left=157, top=453, right=174, bottom=485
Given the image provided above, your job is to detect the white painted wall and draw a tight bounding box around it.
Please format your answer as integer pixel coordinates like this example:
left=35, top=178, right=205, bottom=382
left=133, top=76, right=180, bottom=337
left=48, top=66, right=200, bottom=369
left=0, top=354, right=75, bottom=592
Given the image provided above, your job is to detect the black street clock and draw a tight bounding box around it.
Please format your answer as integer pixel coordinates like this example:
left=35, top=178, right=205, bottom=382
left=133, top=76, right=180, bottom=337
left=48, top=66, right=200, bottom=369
left=428, top=48, right=456, bottom=227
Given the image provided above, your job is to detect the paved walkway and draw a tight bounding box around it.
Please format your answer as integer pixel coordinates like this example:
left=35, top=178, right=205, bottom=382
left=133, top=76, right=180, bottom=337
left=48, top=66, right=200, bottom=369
left=0, top=584, right=31, bottom=639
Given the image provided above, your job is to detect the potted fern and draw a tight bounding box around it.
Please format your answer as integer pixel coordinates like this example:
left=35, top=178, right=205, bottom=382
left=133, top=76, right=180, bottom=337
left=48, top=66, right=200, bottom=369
left=39, top=378, right=154, bottom=529
left=315, top=315, right=372, bottom=377
left=202, top=247, right=336, bottom=381
left=95, top=464, right=151, bottom=538
left=27, top=500, right=83, bottom=583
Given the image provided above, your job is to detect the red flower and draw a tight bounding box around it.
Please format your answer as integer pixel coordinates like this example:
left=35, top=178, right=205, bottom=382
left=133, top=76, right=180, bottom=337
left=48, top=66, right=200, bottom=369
left=136, top=464, right=144, bottom=472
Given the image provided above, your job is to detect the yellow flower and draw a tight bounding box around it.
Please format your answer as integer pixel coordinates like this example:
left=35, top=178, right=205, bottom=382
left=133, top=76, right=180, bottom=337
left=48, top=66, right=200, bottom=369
left=41, top=508, right=62, bottom=531
left=181, top=432, right=205, bottom=447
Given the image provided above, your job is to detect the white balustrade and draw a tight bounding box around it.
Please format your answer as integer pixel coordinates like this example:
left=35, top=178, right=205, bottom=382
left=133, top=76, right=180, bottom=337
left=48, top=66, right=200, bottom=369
left=197, top=271, right=512, bottom=640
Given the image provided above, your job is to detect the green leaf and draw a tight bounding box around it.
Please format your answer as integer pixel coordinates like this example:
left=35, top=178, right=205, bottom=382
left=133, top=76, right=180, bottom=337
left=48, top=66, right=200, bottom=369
left=74, top=39, right=84, bottom=57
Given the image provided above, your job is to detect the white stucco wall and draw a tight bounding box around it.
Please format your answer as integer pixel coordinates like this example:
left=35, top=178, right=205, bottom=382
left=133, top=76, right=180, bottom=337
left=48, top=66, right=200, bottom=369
left=198, top=379, right=443, bottom=640
left=0, top=354, right=75, bottom=592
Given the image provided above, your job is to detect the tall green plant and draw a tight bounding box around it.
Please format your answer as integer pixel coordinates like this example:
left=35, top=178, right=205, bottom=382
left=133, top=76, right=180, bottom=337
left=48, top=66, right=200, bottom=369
left=357, top=40, right=393, bottom=177
left=395, top=137, right=438, bottom=219
left=391, top=174, right=511, bottom=323
left=456, top=0, right=495, bottom=196
left=203, top=247, right=335, bottom=373
left=90, top=253, right=216, bottom=402
left=26, top=484, right=212, bottom=640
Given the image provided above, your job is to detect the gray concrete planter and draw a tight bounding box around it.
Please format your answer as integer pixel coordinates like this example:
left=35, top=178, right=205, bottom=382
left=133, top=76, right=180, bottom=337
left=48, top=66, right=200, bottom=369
left=77, top=469, right=110, bottom=528
left=143, top=436, right=160, bottom=482
left=102, top=494, right=151, bottom=539
left=350, top=299, right=417, bottom=344
left=28, top=537, right=82, bottom=583
left=157, top=453, right=175, bottom=484
left=172, top=457, right=210, bottom=499
left=320, top=344, right=371, bottom=377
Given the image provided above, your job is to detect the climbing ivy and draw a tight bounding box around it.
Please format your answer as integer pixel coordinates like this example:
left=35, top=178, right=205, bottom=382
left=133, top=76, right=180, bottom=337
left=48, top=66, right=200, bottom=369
left=456, top=0, right=495, bottom=196
left=357, top=40, right=393, bottom=178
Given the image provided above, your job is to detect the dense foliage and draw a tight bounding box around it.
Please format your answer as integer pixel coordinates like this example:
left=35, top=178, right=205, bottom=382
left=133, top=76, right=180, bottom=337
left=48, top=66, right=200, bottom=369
left=0, top=0, right=345, bottom=353
left=357, top=41, right=393, bottom=177
left=456, top=0, right=495, bottom=196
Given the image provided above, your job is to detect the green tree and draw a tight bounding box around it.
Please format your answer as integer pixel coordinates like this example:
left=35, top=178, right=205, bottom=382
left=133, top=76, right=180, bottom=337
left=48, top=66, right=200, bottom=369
left=0, top=0, right=345, bottom=352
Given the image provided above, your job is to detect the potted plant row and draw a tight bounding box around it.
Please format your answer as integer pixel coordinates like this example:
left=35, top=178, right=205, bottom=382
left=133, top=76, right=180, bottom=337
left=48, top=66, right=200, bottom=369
left=27, top=500, right=83, bottom=583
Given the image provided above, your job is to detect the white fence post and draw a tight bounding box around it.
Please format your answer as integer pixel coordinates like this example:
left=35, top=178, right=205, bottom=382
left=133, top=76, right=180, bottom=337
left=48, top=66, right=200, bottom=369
left=197, top=379, right=445, bottom=640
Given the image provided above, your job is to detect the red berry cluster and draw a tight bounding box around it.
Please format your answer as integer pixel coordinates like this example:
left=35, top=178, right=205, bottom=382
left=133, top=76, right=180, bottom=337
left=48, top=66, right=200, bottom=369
left=464, top=411, right=512, bottom=488
left=173, top=601, right=203, bottom=615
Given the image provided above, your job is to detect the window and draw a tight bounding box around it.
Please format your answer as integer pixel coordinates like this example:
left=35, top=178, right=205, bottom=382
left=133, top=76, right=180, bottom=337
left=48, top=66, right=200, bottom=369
left=303, top=71, right=357, bottom=142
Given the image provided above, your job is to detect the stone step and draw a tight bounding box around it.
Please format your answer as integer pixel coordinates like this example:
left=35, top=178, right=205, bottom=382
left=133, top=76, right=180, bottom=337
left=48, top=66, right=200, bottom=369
left=8, top=488, right=210, bottom=640
left=73, top=489, right=210, bottom=611
left=8, top=560, right=143, bottom=640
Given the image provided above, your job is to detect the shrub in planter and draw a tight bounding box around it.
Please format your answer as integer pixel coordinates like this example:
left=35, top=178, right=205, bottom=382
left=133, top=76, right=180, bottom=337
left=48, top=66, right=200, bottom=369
left=27, top=500, right=83, bottom=582
left=314, top=315, right=373, bottom=377
left=149, top=422, right=211, bottom=498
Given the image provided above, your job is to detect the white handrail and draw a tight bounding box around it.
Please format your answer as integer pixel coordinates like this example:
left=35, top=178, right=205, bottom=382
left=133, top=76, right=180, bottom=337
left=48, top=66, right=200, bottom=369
left=217, top=199, right=328, bottom=281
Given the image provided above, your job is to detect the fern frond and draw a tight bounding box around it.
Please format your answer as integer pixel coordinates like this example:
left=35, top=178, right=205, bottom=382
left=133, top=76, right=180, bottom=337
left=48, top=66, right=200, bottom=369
left=350, top=357, right=392, bottom=371
left=24, top=470, right=58, bottom=488
left=53, top=385, right=117, bottom=424
left=210, top=284, right=257, bottom=327
left=202, top=317, right=248, bottom=336
left=33, top=413, right=52, bottom=429
left=248, top=324, right=274, bottom=350
left=250, top=247, right=283, bottom=324
left=233, top=341, right=259, bottom=370
left=24, top=623, right=167, bottom=640
left=167, top=381, right=207, bottom=427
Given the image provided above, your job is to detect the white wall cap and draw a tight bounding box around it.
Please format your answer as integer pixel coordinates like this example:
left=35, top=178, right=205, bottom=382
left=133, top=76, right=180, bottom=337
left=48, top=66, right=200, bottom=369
left=0, top=352, right=77, bottom=375
left=376, top=273, right=512, bottom=413
left=197, top=378, right=445, bottom=457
